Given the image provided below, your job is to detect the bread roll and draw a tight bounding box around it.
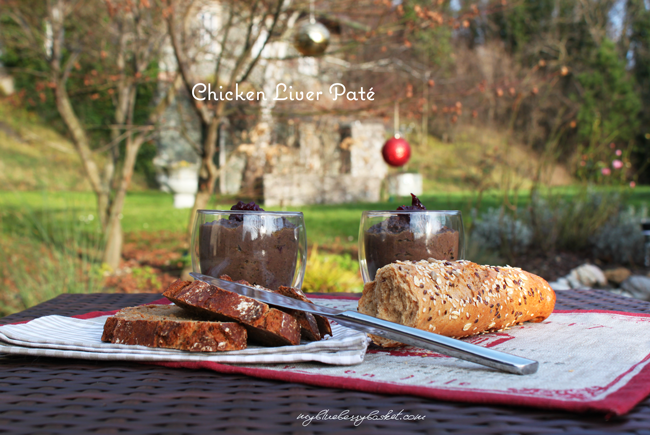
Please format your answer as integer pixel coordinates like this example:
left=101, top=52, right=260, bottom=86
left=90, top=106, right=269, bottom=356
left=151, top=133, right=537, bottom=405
left=358, top=259, right=556, bottom=347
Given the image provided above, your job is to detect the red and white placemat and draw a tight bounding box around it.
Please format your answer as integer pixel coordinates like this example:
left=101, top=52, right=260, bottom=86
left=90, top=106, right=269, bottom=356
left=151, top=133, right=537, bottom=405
left=155, top=295, right=650, bottom=416
left=3, top=295, right=650, bottom=415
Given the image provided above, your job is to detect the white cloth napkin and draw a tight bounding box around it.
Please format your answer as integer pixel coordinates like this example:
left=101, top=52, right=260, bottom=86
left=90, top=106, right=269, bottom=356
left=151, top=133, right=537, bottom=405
left=0, top=312, right=370, bottom=366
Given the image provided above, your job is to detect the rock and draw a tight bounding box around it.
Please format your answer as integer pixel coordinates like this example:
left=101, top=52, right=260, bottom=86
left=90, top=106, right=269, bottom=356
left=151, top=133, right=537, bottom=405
left=604, top=267, right=632, bottom=285
left=548, top=278, right=572, bottom=291
left=566, top=274, right=582, bottom=289
left=620, top=276, right=650, bottom=301
left=566, top=264, right=607, bottom=288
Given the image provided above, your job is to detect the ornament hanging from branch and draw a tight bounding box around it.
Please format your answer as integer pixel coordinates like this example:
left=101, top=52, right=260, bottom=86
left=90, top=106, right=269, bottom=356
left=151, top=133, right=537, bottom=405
left=293, top=0, right=330, bottom=56
left=382, top=136, right=411, bottom=167
left=382, top=102, right=411, bottom=167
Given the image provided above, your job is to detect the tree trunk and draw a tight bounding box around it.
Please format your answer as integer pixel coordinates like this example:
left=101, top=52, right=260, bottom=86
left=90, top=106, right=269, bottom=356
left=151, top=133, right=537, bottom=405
left=97, top=191, right=110, bottom=231
left=54, top=81, right=119, bottom=264
left=240, top=151, right=266, bottom=199
left=187, top=118, right=221, bottom=240
left=103, top=219, right=123, bottom=269
left=182, top=119, right=221, bottom=279
left=102, top=137, right=143, bottom=268
left=189, top=189, right=213, bottom=232
left=54, top=83, right=103, bottom=195
left=240, top=121, right=270, bottom=199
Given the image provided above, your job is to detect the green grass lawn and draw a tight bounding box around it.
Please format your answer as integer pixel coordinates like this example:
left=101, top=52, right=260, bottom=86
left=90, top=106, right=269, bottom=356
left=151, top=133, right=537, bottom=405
left=1, top=186, right=648, bottom=249
left=0, top=188, right=536, bottom=255
left=1, top=186, right=648, bottom=315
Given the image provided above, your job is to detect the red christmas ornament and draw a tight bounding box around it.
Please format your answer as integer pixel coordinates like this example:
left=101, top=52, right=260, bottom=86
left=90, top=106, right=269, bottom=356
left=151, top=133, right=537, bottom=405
left=382, top=136, right=411, bottom=167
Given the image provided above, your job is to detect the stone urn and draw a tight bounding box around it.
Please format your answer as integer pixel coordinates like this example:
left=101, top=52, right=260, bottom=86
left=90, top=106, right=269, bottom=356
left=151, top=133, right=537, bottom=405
left=387, top=173, right=423, bottom=197
left=166, top=163, right=199, bottom=208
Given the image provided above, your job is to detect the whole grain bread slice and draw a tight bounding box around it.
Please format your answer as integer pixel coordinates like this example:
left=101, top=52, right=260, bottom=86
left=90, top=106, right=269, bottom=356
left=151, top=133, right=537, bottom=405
left=216, top=275, right=328, bottom=342
left=101, top=304, right=247, bottom=352
left=276, top=285, right=332, bottom=339
left=163, top=279, right=301, bottom=347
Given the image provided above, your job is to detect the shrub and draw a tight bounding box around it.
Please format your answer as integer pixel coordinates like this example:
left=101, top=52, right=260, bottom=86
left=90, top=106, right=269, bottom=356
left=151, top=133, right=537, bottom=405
left=528, top=189, right=623, bottom=252
left=302, top=246, right=364, bottom=293
left=470, top=189, right=640, bottom=264
left=470, top=208, right=533, bottom=256
left=589, top=207, right=647, bottom=265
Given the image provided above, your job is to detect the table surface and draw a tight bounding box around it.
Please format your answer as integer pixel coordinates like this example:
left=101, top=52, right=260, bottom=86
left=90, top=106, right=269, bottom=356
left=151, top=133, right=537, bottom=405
left=2, top=290, right=650, bottom=435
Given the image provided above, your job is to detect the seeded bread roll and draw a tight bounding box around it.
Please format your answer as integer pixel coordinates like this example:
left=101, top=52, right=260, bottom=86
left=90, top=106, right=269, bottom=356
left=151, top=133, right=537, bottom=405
left=101, top=305, right=247, bottom=352
left=358, top=259, right=556, bottom=347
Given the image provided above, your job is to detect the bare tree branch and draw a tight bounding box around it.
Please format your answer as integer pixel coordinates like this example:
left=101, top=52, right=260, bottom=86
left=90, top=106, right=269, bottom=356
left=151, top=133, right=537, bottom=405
left=4, top=10, right=41, bottom=51
left=238, top=0, right=284, bottom=84
left=227, top=0, right=262, bottom=86
left=61, top=50, right=80, bottom=84
left=167, top=2, right=212, bottom=124
left=213, top=3, right=236, bottom=88
left=148, top=73, right=182, bottom=125
left=175, top=99, right=204, bottom=156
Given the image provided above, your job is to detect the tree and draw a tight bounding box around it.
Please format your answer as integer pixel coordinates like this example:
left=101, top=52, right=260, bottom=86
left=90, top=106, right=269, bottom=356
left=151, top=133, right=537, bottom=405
left=628, top=0, right=650, bottom=182
left=165, top=0, right=287, bottom=231
left=166, top=0, right=453, bottom=229
left=574, top=38, right=641, bottom=148
left=0, top=0, right=179, bottom=268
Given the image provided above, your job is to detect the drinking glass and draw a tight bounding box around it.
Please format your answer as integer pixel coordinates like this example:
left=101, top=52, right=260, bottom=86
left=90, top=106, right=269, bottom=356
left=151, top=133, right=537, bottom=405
left=358, top=210, right=465, bottom=283
left=191, top=209, right=307, bottom=289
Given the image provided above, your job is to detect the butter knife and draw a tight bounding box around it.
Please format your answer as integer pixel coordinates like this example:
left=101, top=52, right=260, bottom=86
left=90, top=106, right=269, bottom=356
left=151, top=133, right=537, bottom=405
left=190, top=272, right=539, bottom=375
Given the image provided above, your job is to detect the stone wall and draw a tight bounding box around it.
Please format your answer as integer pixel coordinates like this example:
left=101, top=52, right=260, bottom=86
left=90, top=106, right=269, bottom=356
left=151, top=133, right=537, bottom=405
left=154, top=92, right=388, bottom=205
left=263, top=174, right=383, bottom=206
left=349, top=121, right=388, bottom=180
left=263, top=120, right=387, bottom=206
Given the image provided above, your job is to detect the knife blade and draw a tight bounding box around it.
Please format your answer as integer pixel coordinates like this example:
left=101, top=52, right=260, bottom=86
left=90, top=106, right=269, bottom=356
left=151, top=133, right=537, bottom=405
left=190, top=272, right=539, bottom=375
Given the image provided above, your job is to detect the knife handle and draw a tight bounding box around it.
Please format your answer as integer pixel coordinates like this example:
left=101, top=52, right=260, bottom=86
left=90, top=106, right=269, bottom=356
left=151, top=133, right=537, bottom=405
left=333, top=311, right=538, bottom=375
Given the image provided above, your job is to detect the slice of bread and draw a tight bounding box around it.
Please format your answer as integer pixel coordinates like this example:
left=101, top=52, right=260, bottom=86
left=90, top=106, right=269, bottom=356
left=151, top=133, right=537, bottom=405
left=163, top=280, right=301, bottom=347
left=276, top=285, right=332, bottom=339
left=101, top=304, right=247, bottom=352
left=217, top=275, right=330, bottom=342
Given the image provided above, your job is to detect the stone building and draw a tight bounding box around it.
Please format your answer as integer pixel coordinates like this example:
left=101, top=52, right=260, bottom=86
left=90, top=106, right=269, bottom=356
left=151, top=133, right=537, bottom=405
left=155, top=104, right=388, bottom=206
left=153, top=3, right=389, bottom=206
left=263, top=119, right=387, bottom=206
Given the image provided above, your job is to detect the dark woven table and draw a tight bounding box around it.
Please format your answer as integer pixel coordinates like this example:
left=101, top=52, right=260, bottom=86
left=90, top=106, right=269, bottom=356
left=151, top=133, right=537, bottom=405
left=1, top=290, right=650, bottom=435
